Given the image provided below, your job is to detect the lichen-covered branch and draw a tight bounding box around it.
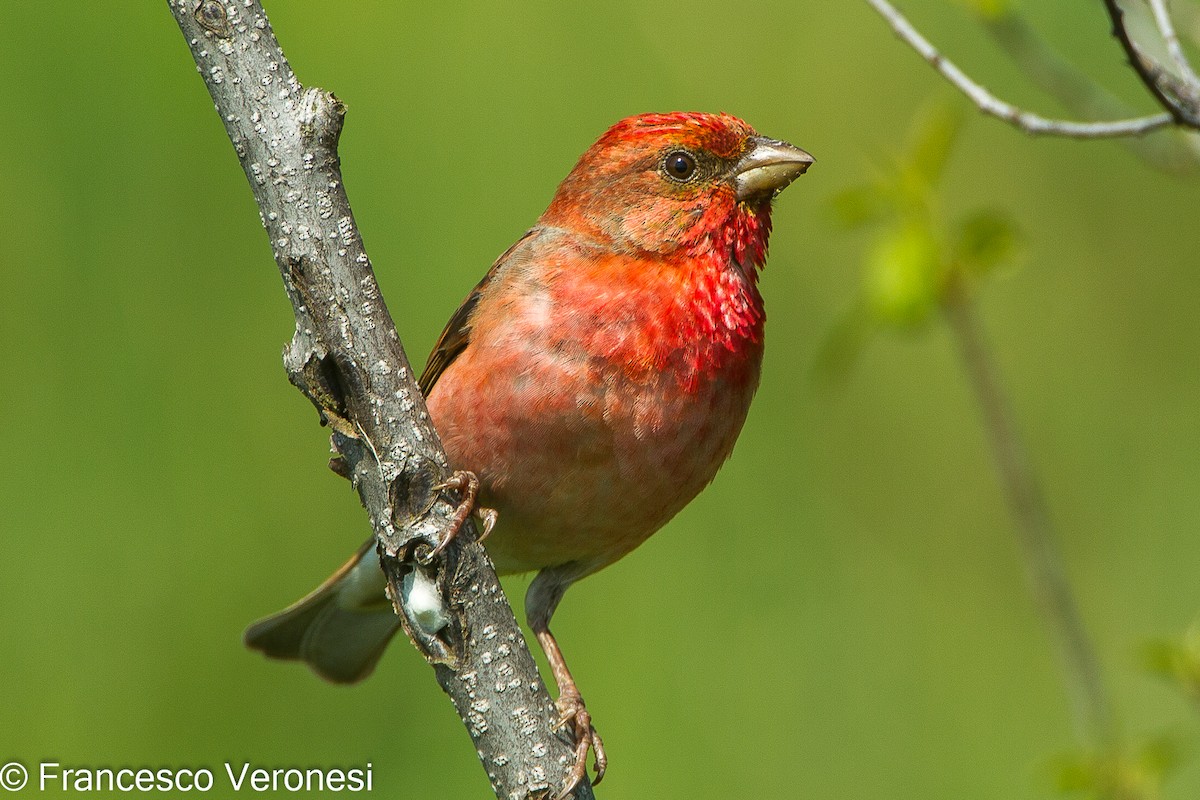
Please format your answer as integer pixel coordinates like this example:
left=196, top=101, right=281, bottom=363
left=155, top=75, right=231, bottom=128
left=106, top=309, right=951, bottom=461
left=167, top=2, right=593, bottom=797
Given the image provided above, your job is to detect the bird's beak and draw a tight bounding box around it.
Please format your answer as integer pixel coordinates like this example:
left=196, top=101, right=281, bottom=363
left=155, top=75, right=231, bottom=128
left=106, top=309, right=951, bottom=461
left=733, top=136, right=815, bottom=202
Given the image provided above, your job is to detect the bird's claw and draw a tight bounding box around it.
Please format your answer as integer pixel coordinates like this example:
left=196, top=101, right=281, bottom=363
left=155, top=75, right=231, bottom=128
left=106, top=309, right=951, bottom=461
left=554, top=690, right=606, bottom=798
left=421, top=470, right=497, bottom=563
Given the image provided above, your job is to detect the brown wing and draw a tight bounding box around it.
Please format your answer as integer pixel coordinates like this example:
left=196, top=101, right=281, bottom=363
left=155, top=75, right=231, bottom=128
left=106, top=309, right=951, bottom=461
left=418, top=229, right=537, bottom=395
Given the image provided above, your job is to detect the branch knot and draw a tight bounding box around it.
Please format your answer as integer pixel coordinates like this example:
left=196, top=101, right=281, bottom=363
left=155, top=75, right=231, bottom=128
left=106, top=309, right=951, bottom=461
left=299, top=88, right=345, bottom=150
left=194, top=0, right=232, bottom=39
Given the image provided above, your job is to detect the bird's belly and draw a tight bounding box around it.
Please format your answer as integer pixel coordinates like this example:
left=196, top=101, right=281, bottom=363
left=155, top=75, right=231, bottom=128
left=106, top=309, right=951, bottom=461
left=427, top=336, right=761, bottom=577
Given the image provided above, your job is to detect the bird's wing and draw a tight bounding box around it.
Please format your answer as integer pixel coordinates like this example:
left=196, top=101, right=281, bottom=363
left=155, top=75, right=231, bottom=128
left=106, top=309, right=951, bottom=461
left=418, top=228, right=537, bottom=395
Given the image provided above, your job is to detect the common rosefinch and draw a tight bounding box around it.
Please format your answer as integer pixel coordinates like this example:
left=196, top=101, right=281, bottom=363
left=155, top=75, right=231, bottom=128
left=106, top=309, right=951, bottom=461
left=246, top=111, right=812, bottom=795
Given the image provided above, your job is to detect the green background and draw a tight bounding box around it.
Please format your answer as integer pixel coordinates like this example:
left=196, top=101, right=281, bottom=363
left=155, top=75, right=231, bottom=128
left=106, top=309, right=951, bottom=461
left=2, top=1, right=1198, bottom=798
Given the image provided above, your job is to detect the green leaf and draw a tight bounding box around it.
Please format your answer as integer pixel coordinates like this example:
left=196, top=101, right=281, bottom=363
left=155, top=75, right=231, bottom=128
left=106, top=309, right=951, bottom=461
left=954, top=209, right=1021, bottom=277
left=1143, top=639, right=1183, bottom=679
left=1143, top=628, right=1200, bottom=701
left=956, top=0, right=1013, bottom=21
left=1049, top=736, right=1185, bottom=800
left=1052, top=754, right=1098, bottom=793
left=865, top=221, right=944, bottom=328
left=907, top=98, right=969, bottom=188
left=1138, top=734, right=1184, bottom=779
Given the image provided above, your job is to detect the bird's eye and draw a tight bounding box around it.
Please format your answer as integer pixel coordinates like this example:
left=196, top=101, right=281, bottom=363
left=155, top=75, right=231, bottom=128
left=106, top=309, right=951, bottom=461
left=663, top=151, right=697, bottom=181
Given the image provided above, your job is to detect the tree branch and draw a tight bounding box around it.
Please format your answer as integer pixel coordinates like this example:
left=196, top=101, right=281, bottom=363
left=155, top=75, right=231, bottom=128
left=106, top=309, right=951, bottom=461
left=977, top=8, right=1200, bottom=171
left=167, top=2, right=593, bottom=797
left=1148, top=0, right=1200, bottom=86
left=1102, top=0, right=1200, bottom=127
left=942, top=284, right=1117, bottom=755
left=865, top=0, right=1175, bottom=137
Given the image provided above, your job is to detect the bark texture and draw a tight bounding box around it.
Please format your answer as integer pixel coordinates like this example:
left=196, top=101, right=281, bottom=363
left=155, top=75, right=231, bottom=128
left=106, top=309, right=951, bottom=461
left=168, top=2, right=594, bottom=797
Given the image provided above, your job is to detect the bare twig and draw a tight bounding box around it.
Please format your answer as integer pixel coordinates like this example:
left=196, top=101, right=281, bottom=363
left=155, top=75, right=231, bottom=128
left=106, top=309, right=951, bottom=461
left=167, top=2, right=593, bottom=797
left=978, top=8, right=1200, bottom=171
left=1148, top=0, right=1200, bottom=85
left=1102, top=0, right=1200, bottom=126
left=865, top=0, right=1174, bottom=137
left=982, top=11, right=1130, bottom=115
left=942, top=284, right=1117, bottom=755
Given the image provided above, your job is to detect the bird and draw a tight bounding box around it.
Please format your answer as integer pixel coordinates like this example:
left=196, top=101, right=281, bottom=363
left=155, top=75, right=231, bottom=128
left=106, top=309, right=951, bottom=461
left=244, top=111, right=812, bottom=796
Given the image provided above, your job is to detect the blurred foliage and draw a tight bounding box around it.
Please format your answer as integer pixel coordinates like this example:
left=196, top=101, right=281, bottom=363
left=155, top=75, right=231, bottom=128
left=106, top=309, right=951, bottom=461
left=956, top=0, right=1014, bottom=20
left=1053, top=735, right=1184, bottom=800
left=1146, top=622, right=1200, bottom=709
left=818, top=97, right=1020, bottom=376
left=824, top=92, right=1200, bottom=800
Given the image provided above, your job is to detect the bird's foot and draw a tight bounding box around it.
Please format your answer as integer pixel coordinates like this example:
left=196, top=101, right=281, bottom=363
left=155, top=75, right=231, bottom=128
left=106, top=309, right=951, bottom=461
left=553, top=688, right=606, bottom=798
left=423, top=470, right=497, bottom=562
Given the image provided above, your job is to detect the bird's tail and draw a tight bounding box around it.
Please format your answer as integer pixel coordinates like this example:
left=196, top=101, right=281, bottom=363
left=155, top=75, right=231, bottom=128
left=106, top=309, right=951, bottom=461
left=244, top=539, right=402, bottom=684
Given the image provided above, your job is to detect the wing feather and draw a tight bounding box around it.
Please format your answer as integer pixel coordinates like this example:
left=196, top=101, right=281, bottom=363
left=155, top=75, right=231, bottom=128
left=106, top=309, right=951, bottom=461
left=418, top=229, right=537, bottom=395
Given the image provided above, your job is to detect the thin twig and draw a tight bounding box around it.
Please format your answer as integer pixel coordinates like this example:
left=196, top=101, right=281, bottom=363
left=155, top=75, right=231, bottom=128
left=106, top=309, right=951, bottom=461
left=1102, top=0, right=1199, bottom=126
left=167, top=1, right=593, bottom=797
left=978, top=8, right=1200, bottom=171
left=866, top=0, right=1174, bottom=137
left=942, top=284, right=1118, bottom=754
left=1148, top=0, right=1200, bottom=85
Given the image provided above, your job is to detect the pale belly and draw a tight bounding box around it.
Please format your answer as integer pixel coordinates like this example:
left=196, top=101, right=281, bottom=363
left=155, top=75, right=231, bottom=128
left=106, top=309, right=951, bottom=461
left=426, top=334, right=762, bottom=578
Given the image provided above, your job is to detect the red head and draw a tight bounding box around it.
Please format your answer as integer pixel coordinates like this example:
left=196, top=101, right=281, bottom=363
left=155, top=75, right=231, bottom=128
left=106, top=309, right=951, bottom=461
left=540, top=112, right=813, bottom=274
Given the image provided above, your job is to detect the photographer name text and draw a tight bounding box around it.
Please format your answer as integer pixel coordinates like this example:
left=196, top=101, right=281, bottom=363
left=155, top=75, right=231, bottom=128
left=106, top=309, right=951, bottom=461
left=0, top=761, right=373, bottom=793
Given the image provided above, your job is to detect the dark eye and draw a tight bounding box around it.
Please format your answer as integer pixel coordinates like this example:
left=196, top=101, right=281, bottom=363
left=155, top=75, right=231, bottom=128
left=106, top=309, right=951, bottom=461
left=663, top=151, right=696, bottom=181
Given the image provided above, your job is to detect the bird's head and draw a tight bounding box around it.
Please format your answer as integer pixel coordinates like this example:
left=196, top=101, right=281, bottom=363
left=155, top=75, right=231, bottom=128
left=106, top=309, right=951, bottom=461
left=540, top=112, right=813, bottom=272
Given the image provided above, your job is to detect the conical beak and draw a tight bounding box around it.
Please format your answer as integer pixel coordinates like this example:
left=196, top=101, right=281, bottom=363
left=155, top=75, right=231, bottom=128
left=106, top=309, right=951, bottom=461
left=733, top=136, right=815, bottom=202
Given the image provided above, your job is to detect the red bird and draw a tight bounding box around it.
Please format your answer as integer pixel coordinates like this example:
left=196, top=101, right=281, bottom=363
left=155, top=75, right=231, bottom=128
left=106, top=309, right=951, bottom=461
left=246, top=111, right=812, bottom=795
